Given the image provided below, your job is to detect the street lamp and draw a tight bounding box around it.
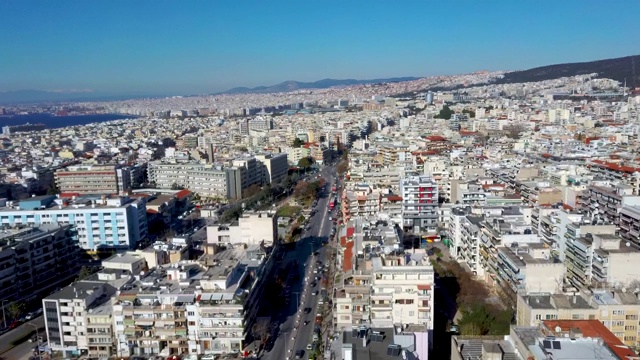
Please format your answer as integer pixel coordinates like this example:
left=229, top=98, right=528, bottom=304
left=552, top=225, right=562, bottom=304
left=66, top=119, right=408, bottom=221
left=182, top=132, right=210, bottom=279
left=27, top=323, right=42, bottom=360
left=1, top=299, right=7, bottom=329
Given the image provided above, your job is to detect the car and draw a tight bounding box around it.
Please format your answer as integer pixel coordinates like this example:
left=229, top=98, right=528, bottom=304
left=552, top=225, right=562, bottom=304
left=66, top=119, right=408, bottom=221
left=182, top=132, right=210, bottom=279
left=311, top=291, right=318, bottom=296
left=183, top=355, right=199, bottom=360
left=166, top=356, right=181, bottom=360
left=9, top=320, right=22, bottom=329
left=25, top=312, right=35, bottom=320
left=201, top=355, right=216, bottom=360
left=307, top=344, right=313, bottom=351
left=328, top=216, right=332, bottom=221
left=295, top=350, right=304, bottom=359
left=450, top=324, right=460, bottom=334
left=304, top=307, right=312, bottom=314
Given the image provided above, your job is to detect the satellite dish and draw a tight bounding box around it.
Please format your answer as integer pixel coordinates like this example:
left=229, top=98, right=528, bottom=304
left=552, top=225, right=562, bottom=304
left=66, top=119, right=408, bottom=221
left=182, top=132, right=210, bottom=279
left=555, top=326, right=562, bottom=333
left=626, top=242, right=631, bottom=247
left=622, top=288, right=627, bottom=293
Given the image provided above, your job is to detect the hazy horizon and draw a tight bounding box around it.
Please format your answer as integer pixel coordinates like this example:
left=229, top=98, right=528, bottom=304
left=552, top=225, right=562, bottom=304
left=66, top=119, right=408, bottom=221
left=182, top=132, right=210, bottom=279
left=1, top=0, right=638, bottom=94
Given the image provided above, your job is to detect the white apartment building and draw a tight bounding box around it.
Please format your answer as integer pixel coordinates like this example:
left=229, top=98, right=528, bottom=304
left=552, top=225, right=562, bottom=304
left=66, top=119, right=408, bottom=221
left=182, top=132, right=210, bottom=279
left=147, top=162, right=231, bottom=199
left=206, top=211, right=277, bottom=248
left=43, top=273, right=129, bottom=358
left=0, top=195, right=147, bottom=250
left=565, top=232, right=640, bottom=291
left=399, top=175, right=439, bottom=234
left=369, top=253, right=434, bottom=334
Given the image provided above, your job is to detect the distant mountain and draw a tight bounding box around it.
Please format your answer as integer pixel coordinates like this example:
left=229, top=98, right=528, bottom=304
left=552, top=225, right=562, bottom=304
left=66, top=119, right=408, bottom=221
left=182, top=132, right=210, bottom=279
left=496, top=55, right=640, bottom=87
left=220, top=77, right=420, bottom=94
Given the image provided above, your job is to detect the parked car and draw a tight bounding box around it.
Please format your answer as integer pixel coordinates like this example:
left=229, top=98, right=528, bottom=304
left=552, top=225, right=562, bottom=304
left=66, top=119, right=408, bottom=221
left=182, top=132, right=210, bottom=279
left=201, top=355, right=216, bottom=360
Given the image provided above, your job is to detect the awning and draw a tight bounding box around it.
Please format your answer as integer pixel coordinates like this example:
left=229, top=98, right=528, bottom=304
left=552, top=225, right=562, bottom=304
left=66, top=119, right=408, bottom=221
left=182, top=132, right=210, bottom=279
left=175, top=294, right=194, bottom=303
left=417, top=285, right=431, bottom=291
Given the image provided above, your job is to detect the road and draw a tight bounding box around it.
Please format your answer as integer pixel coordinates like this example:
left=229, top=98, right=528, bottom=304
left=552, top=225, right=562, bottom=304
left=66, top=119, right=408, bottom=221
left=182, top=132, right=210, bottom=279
left=0, top=316, right=46, bottom=360
left=260, top=165, right=337, bottom=360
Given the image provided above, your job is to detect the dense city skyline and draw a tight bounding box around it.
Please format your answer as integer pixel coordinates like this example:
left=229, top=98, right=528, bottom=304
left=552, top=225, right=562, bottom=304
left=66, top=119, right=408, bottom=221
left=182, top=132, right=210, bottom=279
left=1, top=0, right=639, bottom=95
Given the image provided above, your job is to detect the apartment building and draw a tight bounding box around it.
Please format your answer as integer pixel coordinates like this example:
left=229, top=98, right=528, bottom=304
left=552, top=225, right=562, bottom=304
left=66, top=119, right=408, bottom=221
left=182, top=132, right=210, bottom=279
left=517, top=181, right=563, bottom=206
left=564, top=232, right=640, bottom=291
left=254, top=153, right=288, bottom=185
left=342, top=186, right=381, bottom=219
left=0, top=195, right=147, bottom=250
left=450, top=179, right=487, bottom=206
left=618, top=205, right=640, bottom=246
left=588, top=159, right=640, bottom=195
left=0, top=224, right=81, bottom=306
left=453, top=320, right=637, bottom=360
left=55, top=164, right=132, bottom=195
left=369, top=253, right=434, bottom=334
left=43, top=272, right=129, bottom=358
left=448, top=207, right=484, bottom=276
left=495, top=243, right=564, bottom=295
left=109, top=242, right=276, bottom=358
left=147, top=161, right=257, bottom=199
left=231, top=157, right=262, bottom=192
left=579, top=182, right=640, bottom=226
left=335, top=220, right=398, bottom=330
left=379, top=194, right=403, bottom=224
left=478, top=207, right=538, bottom=285
left=399, top=175, right=439, bottom=234
left=517, top=290, right=640, bottom=348
left=205, top=211, right=277, bottom=248
left=286, top=147, right=310, bottom=165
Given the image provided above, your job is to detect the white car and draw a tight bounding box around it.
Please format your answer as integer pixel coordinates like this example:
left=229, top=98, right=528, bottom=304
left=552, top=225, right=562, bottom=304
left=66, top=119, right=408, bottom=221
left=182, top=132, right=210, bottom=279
left=201, top=355, right=216, bottom=360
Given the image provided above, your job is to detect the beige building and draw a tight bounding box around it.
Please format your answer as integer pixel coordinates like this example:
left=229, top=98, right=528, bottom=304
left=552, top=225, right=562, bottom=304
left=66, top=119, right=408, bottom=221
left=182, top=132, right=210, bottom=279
left=517, top=290, right=640, bottom=348
left=55, top=164, right=132, bottom=195
left=206, top=211, right=277, bottom=248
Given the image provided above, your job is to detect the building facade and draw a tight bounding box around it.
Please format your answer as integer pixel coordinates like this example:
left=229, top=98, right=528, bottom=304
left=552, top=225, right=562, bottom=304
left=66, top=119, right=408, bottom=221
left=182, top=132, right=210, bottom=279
left=55, top=164, right=132, bottom=195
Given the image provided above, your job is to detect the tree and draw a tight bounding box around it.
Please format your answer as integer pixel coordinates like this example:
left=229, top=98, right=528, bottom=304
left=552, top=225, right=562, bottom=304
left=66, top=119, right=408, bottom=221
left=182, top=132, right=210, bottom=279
left=243, top=184, right=262, bottom=198
left=252, top=317, right=271, bottom=346
left=292, top=138, right=305, bottom=148
left=297, top=157, right=312, bottom=169
left=77, top=266, right=93, bottom=280
left=293, top=181, right=310, bottom=199
left=462, top=109, right=475, bottom=118
left=170, top=183, right=185, bottom=190
left=7, top=302, right=25, bottom=320
left=336, top=160, right=349, bottom=176
left=46, top=184, right=59, bottom=195
left=504, top=124, right=526, bottom=139
left=435, top=105, right=454, bottom=120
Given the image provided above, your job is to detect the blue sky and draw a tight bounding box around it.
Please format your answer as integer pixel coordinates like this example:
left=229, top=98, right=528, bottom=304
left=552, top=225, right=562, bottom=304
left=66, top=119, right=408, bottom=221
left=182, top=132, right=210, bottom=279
left=0, top=0, right=638, bottom=95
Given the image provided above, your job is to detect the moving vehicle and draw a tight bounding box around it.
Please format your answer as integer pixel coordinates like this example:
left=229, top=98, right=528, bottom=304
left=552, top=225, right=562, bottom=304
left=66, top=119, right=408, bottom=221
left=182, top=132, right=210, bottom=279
left=295, top=350, right=304, bottom=359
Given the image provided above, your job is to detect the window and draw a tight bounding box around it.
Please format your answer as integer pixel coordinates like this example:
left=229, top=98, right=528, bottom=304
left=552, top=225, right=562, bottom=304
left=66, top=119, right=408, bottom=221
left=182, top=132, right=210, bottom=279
left=614, top=321, right=625, bottom=326
left=625, top=325, right=636, bottom=331
left=545, top=314, right=558, bottom=320
left=408, top=311, right=415, bottom=317
left=187, top=311, right=195, bottom=316
left=613, top=310, right=625, bottom=315
left=535, top=314, right=542, bottom=320
left=571, top=314, right=584, bottom=320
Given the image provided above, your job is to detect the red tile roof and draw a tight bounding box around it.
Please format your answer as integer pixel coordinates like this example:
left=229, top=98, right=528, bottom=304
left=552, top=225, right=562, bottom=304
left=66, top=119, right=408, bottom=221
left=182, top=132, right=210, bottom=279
left=542, top=320, right=638, bottom=360
left=591, top=159, right=640, bottom=173
left=425, top=135, right=446, bottom=142
left=343, top=242, right=354, bottom=272
left=346, top=227, right=355, bottom=238
left=175, top=189, right=192, bottom=199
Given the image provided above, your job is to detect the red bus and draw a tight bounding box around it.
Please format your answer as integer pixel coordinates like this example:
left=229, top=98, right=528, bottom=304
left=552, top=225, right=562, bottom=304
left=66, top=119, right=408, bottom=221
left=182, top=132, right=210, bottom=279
left=329, top=200, right=335, bottom=210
